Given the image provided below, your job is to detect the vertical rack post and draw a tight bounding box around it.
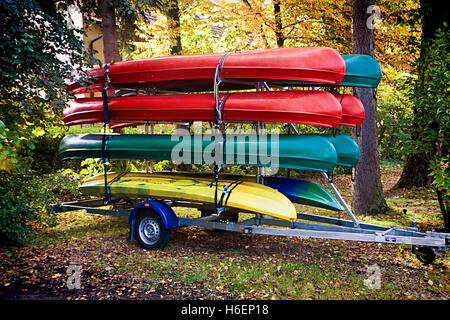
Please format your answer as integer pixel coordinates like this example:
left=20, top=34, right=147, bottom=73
left=144, top=121, right=154, bottom=174
left=255, top=81, right=267, bottom=185
left=145, top=121, right=149, bottom=173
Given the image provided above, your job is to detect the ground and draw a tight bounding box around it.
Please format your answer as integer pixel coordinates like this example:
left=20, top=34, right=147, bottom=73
left=0, top=165, right=449, bottom=300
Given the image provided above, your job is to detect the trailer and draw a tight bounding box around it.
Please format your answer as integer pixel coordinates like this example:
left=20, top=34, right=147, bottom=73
left=57, top=59, right=449, bottom=265
left=50, top=172, right=450, bottom=265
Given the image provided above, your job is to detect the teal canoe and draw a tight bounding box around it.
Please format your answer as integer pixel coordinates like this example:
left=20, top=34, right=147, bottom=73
left=59, top=133, right=340, bottom=173
left=270, top=54, right=381, bottom=88
left=340, top=55, right=382, bottom=88
left=319, top=134, right=360, bottom=168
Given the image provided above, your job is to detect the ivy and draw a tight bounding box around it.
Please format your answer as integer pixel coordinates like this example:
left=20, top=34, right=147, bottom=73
left=0, top=0, right=89, bottom=244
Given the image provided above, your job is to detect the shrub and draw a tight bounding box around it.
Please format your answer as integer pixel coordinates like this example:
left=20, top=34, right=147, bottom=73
left=0, top=171, right=80, bottom=246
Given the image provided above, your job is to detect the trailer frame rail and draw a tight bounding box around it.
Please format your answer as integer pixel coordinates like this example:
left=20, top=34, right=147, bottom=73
left=50, top=198, right=450, bottom=261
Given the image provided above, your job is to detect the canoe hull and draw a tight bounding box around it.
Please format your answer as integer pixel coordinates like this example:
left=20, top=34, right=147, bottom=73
left=340, top=55, right=382, bottom=88
left=63, top=90, right=342, bottom=129
left=270, top=54, right=381, bottom=89
left=264, top=176, right=342, bottom=211
left=58, top=133, right=339, bottom=173
left=334, top=94, right=365, bottom=128
left=68, top=47, right=346, bottom=93
left=81, top=172, right=297, bottom=221
left=318, top=134, right=360, bottom=168
left=131, top=171, right=343, bottom=212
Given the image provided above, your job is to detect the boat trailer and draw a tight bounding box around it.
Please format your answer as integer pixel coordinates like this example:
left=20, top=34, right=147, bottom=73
left=51, top=173, right=449, bottom=265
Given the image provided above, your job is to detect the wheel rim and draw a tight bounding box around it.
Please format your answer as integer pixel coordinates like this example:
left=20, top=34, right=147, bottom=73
left=138, top=217, right=161, bottom=246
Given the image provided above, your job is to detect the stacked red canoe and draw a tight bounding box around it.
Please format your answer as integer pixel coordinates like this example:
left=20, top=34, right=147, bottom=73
left=64, top=47, right=365, bottom=130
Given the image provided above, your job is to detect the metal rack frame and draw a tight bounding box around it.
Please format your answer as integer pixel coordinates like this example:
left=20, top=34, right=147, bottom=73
left=50, top=198, right=449, bottom=253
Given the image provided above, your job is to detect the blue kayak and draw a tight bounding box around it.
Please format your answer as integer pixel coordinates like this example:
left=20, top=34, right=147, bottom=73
left=264, top=176, right=342, bottom=211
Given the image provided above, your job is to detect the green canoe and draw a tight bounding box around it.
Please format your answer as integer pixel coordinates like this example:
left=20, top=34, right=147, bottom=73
left=340, top=55, right=382, bottom=88
left=319, top=134, right=360, bottom=168
left=269, top=54, right=381, bottom=88
left=59, top=133, right=340, bottom=173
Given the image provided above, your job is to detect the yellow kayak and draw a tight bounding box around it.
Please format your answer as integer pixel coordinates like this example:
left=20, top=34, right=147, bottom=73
left=81, top=172, right=297, bottom=222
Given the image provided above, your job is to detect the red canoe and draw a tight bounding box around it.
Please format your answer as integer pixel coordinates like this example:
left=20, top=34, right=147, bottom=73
left=336, top=94, right=365, bottom=127
left=63, top=90, right=343, bottom=128
left=68, top=47, right=346, bottom=94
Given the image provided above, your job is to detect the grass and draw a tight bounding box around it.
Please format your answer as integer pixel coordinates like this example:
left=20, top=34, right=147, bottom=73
left=0, top=164, right=449, bottom=300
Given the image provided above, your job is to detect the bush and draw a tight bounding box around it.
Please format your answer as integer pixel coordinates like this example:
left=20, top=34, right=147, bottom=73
left=377, top=82, right=412, bottom=162
left=23, top=133, right=63, bottom=175
left=0, top=171, right=80, bottom=246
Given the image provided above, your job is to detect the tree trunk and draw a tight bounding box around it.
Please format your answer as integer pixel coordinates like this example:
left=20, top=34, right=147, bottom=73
left=436, top=189, right=450, bottom=229
left=166, top=0, right=182, bottom=55
left=101, top=0, right=121, bottom=64
left=101, top=0, right=121, bottom=135
left=164, top=0, right=190, bottom=171
left=351, top=0, right=388, bottom=215
left=273, top=0, right=285, bottom=48
left=395, top=153, right=431, bottom=188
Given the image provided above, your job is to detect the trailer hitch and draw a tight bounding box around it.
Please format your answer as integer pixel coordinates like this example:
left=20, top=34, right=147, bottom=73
left=403, top=209, right=416, bottom=228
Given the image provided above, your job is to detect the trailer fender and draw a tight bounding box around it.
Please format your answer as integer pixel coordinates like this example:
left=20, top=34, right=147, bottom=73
left=129, top=200, right=179, bottom=230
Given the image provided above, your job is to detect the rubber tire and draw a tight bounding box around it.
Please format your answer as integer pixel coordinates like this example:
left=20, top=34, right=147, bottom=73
left=415, top=246, right=436, bottom=265
left=221, top=212, right=239, bottom=223
left=134, top=209, right=171, bottom=250
left=201, top=210, right=239, bottom=222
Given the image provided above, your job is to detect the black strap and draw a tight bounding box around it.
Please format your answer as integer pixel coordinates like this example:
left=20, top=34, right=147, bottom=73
left=101, top=133, right=112, bottom=204
left=215, top=93, right=233, bottom=124
left=327, top=169, right=334, bottom=183
left=221, top=180, right=243, bottom=207
left=102, top=64, right=111, bottom=124
left=211, top=164, right=221, bottom=213
left=355, top=124, right=361, bottom=137
left=101, top=64, right=112, bottom=204
left=108, top=170, right=128, bottom=186
left=212, top=177, right=243, bottom=213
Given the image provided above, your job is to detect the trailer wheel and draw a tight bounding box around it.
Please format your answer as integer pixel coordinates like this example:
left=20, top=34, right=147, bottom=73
left=414, top=246, right=436, bottom=265
left=219, top=212, right=239, bottom=223
left=201, top=210, right=239, bottom=222
left=135, top=209, right=170, bottom=250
